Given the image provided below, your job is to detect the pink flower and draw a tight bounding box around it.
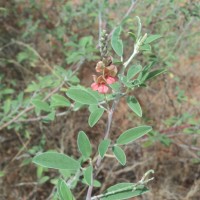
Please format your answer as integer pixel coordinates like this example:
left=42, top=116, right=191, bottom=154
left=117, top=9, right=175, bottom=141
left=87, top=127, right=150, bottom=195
left=91, top=82, right=109, bottom=94
left=106, top=76, right=116, bottom=84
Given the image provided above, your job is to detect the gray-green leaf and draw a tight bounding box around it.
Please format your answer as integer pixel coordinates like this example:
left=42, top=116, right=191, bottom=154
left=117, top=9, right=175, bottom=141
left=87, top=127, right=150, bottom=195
left=83, top=165, right=93, bottom=186
left=51, top=94, right=70, bottom=107
left=127, top=65, right=142, bottom=80
left=77, top=131, right=92, bottom=159
left=145, top=68, right=167, bottom=81
left=101, top=183, right=148, bottom=200
left=144, top=34, right=162, bottom=44
left=57, top=179, right=75, bottom=200
left=98, top=139, right=111, bottom=158
left=32, top=99, right=51, bottom=112
left=88, top=108, right=104, bottom=127
left=66, top=88, right=98, bottom=105
left=126, top=96, right=142, bottom=117
left=112, top=146, right=126, bottom=166
left=117, top=126, right=152, bottom=145
left=111, top=26, right=123, bottom=57
left=32, top=152, right=80, bottom=170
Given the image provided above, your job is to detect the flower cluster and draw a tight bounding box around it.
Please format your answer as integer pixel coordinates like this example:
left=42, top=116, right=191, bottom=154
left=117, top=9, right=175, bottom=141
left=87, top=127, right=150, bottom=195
left=91, top=60, right=117, bottom=94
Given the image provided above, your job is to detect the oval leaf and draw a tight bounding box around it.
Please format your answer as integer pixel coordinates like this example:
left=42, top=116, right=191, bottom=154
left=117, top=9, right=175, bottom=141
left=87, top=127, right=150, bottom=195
left=77, top=131, right=92, bottom=159
left=98, top=139, right=111, bottom=158
left=57, top=179, right=75, bottom=200
left=127, top=65, right=142, bottom=80
left=112, top=146, right=126, bottom=166
left=32, top=99, right=51, bottom=112
left=32, top=152, right=80, bottom=170
left=51, top=94, right=70, bottom=107
left=144, top=34, right=162, bottom=44
left=111, top=26, right=123, bottom=57
left=126, top=96, right=142, bottom=117
left=66, top=88, right=98, bottom=105
left=117, top=126, right=152, bottom=145
left=145, top=68, right=167, bottom=81
left=83, top=165, right=93, bottom=186
left=101, top=183, right=148, bottom=200
left=88, top=108, right=104, bottom=127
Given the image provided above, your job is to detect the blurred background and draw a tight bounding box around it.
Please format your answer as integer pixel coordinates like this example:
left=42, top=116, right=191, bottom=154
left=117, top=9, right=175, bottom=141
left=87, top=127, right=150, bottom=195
left=0, top=0, right=200, bottom=199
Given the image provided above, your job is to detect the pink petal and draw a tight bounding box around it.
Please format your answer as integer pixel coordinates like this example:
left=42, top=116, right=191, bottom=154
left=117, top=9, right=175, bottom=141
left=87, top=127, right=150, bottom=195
left=91, top=83, right=99, bottom=91
left=98, top=84, right=109, bottom=94
left=106, top=76, right=116, bottom=84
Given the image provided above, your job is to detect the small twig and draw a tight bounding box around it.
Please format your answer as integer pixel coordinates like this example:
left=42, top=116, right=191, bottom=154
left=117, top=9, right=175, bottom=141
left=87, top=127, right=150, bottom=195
left=0, top=80, right=65, bottom=131
left=15, top=107, right=73, bottom=123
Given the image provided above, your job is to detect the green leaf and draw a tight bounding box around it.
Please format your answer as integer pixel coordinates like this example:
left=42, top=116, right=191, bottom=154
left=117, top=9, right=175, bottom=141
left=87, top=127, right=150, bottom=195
left=101, top=183, right=149, bottom=200
left=112, top=146, right=126, bottom=166
left=98, top=139, right=111, bottom=158
left=145, top=68, right=167, bottom=81
left=32, top=99, right=51, bottom=112
left=144, top=34, right=162, bottom=44
left=88, top=108, right=104, bottom=127
left=77, top=131, right=92, bottom=159
left=51, top=94, right=70, bottom=107
left=3, top=99, right=11, bottom=114
left=127, top=65, right=142, bottom=80
left=83, top=165, right=93, bottom=186
left=111, top=26, right=123, bottom=57
left=117, top=126, right=152, bottom=145
left=57, top=179, right=75, bottom=200
left=128, top=32, right=136, bottom=42
left=140, top=44, right=151, bottom=51
left=43, top=111, right=55, bottom=121
left=66, top=88, right=98, bottom=105
left=109, top=82, right=121, bottom=91
left=38, top=176, right=50, bottom=184
left=126, top=96, right=142, bottom=117
left=32, top=152, right=80, bottom=170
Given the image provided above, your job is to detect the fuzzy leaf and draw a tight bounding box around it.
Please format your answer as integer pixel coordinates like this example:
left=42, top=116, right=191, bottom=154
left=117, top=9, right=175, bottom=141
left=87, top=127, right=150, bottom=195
left=101, top=183, right=148, bottom=200
left=111, top=26, right=123, bottom=57
left=98, top=139, right=111, bottom=158
left=144, top=34, right=162, bottom=44
left=112, top=146, right=126, bottom=166
left=77, top=131, right=92, bottom=159
left=32, top=99, right=51, bottom=112
left=127, top=65, right=142, bottom=80
left=145, top=68, right=167, bottom=81
left=126, top=96, right=142, bottom=117
left=88, top=108, right=104, bottom=127
left=51, top=94, right=70, bottom=107
left=117, top=126, right=152, bottom=145
left=83, top=165, right=93, bottom=186
left=57, top=179, right=75, bottom=200
left=66, top=88, right=98, bottom=105
left=33, top=152, right=80, bottom=170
